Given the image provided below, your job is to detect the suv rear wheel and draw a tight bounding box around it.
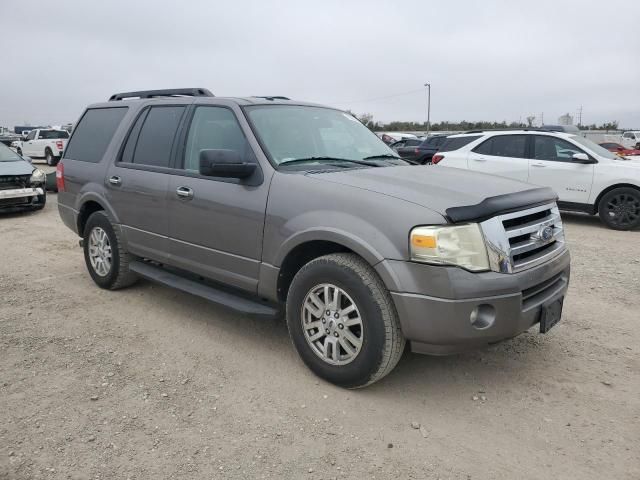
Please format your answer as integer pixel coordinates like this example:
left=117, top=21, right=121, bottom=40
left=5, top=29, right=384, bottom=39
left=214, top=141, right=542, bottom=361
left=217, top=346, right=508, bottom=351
left=286, top=253, right=405, bottom=388
left=598, top=187, right=640, bottom=230
left=83, top=211, right=138, bottom=289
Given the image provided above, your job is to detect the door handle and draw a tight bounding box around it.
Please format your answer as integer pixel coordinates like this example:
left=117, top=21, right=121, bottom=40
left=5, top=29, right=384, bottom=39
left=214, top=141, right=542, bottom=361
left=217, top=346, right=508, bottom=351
left=473, top=157, right=487, bottom=162
left=531, top=162, right=546, bottom=168
left=109, top=175, right=122, bottom=185
left=176, top=186, right=194, bottom=199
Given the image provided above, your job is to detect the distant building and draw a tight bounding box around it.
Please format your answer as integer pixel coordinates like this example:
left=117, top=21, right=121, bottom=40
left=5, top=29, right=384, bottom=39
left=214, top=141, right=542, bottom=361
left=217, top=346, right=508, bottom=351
left=558, top=113, right=573, bottom=126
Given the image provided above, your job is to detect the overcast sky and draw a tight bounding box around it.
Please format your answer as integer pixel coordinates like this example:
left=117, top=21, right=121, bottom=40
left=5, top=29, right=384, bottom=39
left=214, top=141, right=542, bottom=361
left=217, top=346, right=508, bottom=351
left=1, top=0, right=639, bottom=128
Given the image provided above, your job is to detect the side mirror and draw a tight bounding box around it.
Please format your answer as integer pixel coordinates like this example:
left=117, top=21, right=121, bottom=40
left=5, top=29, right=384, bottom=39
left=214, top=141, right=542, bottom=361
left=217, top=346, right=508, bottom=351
left=199, top=149, right=257, bottom=179
left=572, top=153, right=596, bottom=164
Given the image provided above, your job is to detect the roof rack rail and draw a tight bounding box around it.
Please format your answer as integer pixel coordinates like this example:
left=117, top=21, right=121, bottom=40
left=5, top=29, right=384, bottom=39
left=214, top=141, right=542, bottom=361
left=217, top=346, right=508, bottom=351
left=463, top=127, right=544, bottom=134
left=252, top=96, right=290, bottom=101
left=109, top=88, right=214, bottom=101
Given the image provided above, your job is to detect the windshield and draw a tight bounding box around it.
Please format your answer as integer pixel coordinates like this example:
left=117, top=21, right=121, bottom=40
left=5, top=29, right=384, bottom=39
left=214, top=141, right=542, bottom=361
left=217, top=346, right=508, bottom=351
left=245, top=105, right=402, bottom=166
left=39, top=130, right=69, bottom=139
left=0, top=143, right=23, bottom=162
left=569, top=135, right=619, bottom=159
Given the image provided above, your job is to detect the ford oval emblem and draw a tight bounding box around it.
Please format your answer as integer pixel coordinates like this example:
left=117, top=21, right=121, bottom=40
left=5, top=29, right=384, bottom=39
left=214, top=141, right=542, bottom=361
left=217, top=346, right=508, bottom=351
left=539, top=226, right=554, bottom=242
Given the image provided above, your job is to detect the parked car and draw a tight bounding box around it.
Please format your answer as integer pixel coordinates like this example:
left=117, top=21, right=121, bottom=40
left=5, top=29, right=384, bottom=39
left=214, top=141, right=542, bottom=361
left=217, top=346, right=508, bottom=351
left=433, top=130, right=640, bottom=230
left=0, top=142, right=46, bottom=212
left=599, top=142, right=640, bottom=157
left=621, top=131, right=640, bottom=150
left=15, top=128, right=69, bottom=165
left=378, top=132, right=418, bottom=145
left=57, top=88, right=570, bottom=388
left=394, top=134, right=449, bottom=164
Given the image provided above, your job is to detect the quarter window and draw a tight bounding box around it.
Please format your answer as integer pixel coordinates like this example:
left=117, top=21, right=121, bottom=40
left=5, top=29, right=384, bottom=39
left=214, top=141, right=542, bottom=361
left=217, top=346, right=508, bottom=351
left=533, top=136, right=583, bottom=162
left=63, top=107, right=128, bottom=163
left=183, top=106, right=252, bottom=172
left=473, top=135, right=527, bottom=158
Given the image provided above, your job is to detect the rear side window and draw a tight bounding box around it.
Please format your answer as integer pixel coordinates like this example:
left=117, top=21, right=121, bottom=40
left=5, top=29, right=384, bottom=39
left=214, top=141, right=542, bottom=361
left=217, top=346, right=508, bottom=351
left=125, top=106, right=185, bottom=168
left=405, top=139, right=421, bottom=147
left=64, top=108, right=128, bottom=162
left=473, top=135, right=527, bottom=158
left=438, top=135, right=481, bottom=152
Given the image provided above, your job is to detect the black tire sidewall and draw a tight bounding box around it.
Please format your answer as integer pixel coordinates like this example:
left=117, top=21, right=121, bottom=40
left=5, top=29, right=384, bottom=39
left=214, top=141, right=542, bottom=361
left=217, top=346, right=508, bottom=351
left=83, top=212, right=122, bottom=289
left=598, top=187, right=640, bottom=230
left=286, top=259, right=387, bottom=388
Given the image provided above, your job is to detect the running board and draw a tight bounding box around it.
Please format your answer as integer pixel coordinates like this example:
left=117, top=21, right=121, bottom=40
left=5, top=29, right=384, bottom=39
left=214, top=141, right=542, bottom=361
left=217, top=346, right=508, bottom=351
left=129, top=261, right=279, bottom=318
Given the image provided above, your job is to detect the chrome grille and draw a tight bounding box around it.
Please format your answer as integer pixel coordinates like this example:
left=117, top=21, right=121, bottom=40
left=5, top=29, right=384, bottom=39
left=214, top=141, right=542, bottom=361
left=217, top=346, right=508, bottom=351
left=480, top=203, right=565, bottom=273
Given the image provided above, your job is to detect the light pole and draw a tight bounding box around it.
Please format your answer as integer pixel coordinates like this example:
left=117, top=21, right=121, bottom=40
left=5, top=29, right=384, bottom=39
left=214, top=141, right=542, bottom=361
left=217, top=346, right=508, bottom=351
left=424, top=83, right=431, bottom=137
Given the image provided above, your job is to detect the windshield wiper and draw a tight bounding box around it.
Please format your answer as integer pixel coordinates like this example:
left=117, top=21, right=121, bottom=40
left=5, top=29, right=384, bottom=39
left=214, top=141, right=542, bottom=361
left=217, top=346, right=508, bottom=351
left=279, top=156, right=381, bottom=167
left=363, top=154, right=416, bottom=165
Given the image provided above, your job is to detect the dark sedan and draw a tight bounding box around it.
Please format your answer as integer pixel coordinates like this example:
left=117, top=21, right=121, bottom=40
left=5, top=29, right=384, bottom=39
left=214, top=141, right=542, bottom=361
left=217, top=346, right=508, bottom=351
left=392, top=134, right=449, bottom=164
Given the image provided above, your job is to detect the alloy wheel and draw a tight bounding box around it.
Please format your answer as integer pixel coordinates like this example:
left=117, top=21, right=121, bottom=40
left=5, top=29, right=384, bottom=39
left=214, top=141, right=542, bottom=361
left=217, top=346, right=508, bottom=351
left=88, top=227, right=112, bottom=277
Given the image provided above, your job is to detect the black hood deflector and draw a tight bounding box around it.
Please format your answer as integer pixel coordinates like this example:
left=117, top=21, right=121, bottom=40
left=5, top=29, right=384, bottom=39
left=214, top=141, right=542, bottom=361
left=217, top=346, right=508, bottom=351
left=445, top=187, right=558, bottom=223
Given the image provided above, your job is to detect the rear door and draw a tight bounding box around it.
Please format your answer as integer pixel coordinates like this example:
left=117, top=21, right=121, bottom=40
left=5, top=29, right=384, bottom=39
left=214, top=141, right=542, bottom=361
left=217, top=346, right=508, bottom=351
left=105, top=104, right=187, bottom=262
left=166, top=104, right=270, bottom=294
left=467, top=134, right=529, bottom=181
left=527, top=135, right=595, bottom=203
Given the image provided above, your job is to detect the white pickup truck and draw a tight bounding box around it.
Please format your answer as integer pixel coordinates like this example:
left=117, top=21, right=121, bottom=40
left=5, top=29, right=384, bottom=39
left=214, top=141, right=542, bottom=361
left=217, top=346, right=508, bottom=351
left=16, top=129, right=70, bottom=165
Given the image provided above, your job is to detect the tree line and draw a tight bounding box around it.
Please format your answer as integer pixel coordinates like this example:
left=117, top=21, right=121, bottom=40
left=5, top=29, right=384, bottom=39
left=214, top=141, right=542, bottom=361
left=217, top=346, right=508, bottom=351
left=350, top=112, right=621, bottom=132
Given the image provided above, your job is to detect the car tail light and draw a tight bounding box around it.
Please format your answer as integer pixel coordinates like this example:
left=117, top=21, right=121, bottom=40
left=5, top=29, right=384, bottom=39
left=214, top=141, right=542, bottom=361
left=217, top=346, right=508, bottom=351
left=55, top=140, right=64, bottom=150
left=432, top=154, right=444, bottom=164
left=56, top=161, right=65, bottom=191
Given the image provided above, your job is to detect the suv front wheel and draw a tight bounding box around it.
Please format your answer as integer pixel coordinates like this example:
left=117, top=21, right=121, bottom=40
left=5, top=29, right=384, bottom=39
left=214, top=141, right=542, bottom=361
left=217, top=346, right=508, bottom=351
left=83, top=211, right=138, bottom=289
left=598, top=187, right=640, bottom=230
left=286, top=253, right=405, bottom=388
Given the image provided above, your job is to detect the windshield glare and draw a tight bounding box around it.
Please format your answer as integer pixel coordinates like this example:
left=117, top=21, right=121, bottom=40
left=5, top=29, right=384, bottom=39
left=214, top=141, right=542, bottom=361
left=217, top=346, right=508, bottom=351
left=569, top=135, right=619, bottom=159
left=0, top=143, right=24, bottom=162
left=245, top=105, right=399, bottom=165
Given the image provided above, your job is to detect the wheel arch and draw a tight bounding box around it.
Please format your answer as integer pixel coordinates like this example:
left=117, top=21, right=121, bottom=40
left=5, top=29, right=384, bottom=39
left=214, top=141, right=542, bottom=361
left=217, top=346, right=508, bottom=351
left=593, top=183, right=640, bottom=212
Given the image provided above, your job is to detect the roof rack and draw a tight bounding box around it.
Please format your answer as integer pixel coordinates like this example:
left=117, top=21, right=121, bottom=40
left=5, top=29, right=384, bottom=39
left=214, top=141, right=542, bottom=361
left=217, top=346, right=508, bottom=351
left=252, top=96, right=290, bottom=101
left=109, top=88, right=214, bottom=101
left=463, top=127, right=546, bottom=134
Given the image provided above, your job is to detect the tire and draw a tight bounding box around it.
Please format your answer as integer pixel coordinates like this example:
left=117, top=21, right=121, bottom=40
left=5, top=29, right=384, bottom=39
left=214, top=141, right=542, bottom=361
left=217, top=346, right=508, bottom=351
left=286, top=253, right=405, bottom=388
left=83, top=211, right=138, bottom=289
left=45, top=149, right=57, bottom=166
left=597, top=187, right=640, bottom=230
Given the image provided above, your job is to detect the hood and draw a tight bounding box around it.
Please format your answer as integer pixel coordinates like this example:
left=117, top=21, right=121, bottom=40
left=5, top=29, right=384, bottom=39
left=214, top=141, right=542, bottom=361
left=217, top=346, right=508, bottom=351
left=311, top=165, right=556, bottom=221
left=0, top=159, right=34, bottom=176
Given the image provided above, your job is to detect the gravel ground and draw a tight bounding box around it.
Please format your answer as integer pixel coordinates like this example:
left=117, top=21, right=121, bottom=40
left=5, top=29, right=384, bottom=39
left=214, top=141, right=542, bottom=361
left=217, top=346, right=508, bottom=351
left=1, top=193, right=639, bottom=480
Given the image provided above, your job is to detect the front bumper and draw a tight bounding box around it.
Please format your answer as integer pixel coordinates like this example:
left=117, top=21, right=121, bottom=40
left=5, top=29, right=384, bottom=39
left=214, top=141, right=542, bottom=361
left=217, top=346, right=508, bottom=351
left=378, top=248, right=570, bottom=355
left=0, top=186, right=45, bottom=210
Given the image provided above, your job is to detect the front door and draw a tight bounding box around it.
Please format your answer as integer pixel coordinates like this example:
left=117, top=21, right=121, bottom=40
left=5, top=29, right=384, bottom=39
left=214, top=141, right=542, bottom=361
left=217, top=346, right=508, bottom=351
left=105, top=104, right=188, bottom=261
left=527, top=135, right=595, bottom=204
left=467, top=134, right=529, bottom=182
left=166, top=105, right=271, bottom=294
left=23, top=130, right=37, bottom=157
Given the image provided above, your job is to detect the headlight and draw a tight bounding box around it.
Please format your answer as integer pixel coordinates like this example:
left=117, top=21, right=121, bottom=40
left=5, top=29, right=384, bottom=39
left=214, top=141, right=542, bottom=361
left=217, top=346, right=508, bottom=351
left=30, top=168, right=46, bottom=183
left=410, top=224, right=490, bottom=271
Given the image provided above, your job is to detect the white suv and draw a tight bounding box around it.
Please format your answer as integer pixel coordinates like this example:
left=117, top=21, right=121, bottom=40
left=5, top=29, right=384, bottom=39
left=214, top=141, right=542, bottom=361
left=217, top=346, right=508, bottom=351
left=622, top=131, right=640, bottom=150
left=432, top=130, right=640, bottom=230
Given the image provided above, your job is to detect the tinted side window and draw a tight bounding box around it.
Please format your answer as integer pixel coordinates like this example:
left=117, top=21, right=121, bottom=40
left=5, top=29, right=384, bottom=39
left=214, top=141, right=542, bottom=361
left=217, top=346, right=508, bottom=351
left=473, top=135, right=526, bottom=158
left=439, top=135, right=482, bottom=152
left=64, top=108, right=128, bottom=162
left=132, top=106, right=185, bottom=167
left=183, top=106, right=252, bottom=172
left=406, top=139, right=421, bottom=147
left=39, top=130, right=69, bottom=139
left=26, top=131, right=36, bottom=140
left=533, top=136, right=583, bottom=162
left=120, top=109, right=149, bottom=164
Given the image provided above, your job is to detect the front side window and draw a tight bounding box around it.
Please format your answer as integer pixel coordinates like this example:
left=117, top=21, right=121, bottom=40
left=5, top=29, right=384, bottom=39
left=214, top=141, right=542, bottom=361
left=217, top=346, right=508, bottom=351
left=473, top=135, right=527, bottom=158
left=183, top=107, right=252, bottom=172
left=130, top=106, right=185, bottom=167
left=533, top=136, right=584, bottom=161
left=26, top=131, right=36, bottom=140
left=245, top=105, right=399, bottom=166
left=64, top=107, right=128, bottom=162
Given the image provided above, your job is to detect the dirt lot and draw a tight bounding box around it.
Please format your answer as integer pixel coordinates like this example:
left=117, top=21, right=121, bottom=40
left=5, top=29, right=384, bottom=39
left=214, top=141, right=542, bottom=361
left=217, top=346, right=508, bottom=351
left=1, top=191, right=639, bottom=480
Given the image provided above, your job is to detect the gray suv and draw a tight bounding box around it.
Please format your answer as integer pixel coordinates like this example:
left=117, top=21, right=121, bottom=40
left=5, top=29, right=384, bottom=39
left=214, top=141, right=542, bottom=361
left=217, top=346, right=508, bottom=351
left=57, top=88, right=571, bottom=388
